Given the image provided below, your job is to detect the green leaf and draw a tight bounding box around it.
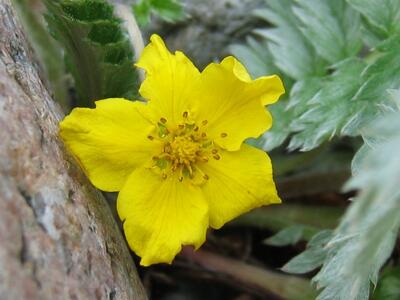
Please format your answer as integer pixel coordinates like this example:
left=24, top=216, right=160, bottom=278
left=312, top=92, right=400, bottom=299
left=132, top=0, right=152, bottom=26
left=289, top=58, right=366, bottom=151
left=150, top=0, right=184, bottom=22
left=282, top=230, right=332, bottom=274
left=230, top=0, right=400, bottom=152
left=44, top=0, right=139, bottom=107
left=293, top=0, right=362, bottom=64
left=264, top=225, right=305, bottom=246
left=346, top=0, right=400, bottom=39
left=133, top=0, right=185, bottom=27
left=254, top=0, right=326, bottom=80
left=373, top=267, right=400, bottom=300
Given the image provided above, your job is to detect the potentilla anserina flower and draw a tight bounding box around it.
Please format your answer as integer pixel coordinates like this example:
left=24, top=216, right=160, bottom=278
left=60, top=34, right=285, bottom=266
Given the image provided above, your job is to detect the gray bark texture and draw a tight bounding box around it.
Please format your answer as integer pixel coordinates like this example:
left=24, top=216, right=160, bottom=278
left=0, top=1, right=147, bottom=299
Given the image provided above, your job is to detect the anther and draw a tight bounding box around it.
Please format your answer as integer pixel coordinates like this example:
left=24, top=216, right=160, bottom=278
left=162, top=174, right=167, bottom=180
left=183, top=111, right=188, bottom=118
left=179, top=176, right=183, bottom=182
left=194, top=126, right=199, bottom=132
left=220, top=133, right=228, bottom=138
left=203, top=174, right=209, bottom=180
left=202, top=120, right=208, bottom=126
left=178, top=124, right=185, bottom=129
left=152, top=156, right=159, bottom=160
left=160, top=117, right=167, bottom=124
left=201, top=132, right=207, bottom=138
left=212, top=149, right=218, bottom=154
left=213, top=154, right=221, bottom=160
left=147, top=135, right=154, bottom=140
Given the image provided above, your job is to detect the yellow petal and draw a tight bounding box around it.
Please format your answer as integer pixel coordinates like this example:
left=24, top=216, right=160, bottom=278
left=117, top=168, right=208, bottom=266
left=194, top=56, right=285, bottom=151
left=200, top=144, right=281, bottom=229
left=136, top=34, right=200, bottom=126
left=60, top=99, right=160, bottom=192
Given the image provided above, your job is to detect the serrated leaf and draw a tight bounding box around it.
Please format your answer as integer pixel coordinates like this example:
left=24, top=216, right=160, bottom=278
left=289, top=58, right=366, bottom=151
left=44, top=0, right=139, bottom=107
left=264, top=225, right=305, bottom=247
left=255, top=0, right=326, bottom=80
left=282, top=230, right=332, bottom=274
left=312, top=96, right=400, bottom=299
left=346, top=0, right=400, bottom=39
left=293, top=0, right=362, bottom=64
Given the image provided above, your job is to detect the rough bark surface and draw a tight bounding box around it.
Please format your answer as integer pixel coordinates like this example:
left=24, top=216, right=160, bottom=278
left=0, top=1, right=147, bottom=299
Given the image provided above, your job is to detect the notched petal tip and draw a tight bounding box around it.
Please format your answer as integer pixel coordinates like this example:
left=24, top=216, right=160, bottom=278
left=256, top=74, right=286, bottom=105
left=135, top=33, right=170, bottom=72
left=216, top=56, right=286, bottom=105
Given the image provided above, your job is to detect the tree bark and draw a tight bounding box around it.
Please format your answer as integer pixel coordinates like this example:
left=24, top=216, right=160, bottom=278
left=0, top=1, right=147, bottom=299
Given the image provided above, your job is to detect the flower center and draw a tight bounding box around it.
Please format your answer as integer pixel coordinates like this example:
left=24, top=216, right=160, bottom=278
left=147, top=112, right=224, bottom=183
left=168, top=135, right=200, bottom=165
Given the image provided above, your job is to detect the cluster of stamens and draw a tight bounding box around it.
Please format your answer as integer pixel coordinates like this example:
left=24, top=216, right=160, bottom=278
left=147, top=112, right=227, bottom=183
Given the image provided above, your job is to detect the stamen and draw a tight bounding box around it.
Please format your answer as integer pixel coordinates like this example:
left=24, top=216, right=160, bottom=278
left=147, top=135, right=154, bottom=140
left=220, top=133, right=228, bottom=138
left=153, top=117, right=216, bottom=182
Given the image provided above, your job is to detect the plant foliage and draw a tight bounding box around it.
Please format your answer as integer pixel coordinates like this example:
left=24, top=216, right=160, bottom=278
left=231, top=0, right=400, bottom=151
left=232, top=1, right=400, bottom=299
left=133, top=0, right=185, bottom=27
left=280, top=90, right=400, bottom=299
left=44, top=0, right=140, bottom=107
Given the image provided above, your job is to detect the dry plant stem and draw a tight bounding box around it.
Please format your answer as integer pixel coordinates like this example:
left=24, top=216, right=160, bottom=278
left=114, top=2, right=145, bottom=81
left=181, top=248, right=317, bottom=300
left=0, top=1, right=146, bottom=299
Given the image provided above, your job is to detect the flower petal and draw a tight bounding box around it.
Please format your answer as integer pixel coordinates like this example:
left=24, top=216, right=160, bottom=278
left=117, top=168, right=208, bottom=266
left=60, top=99, right=160, bottom=192
left=136, top=34, right=200, bottom=126
left=200, top=144, right=281, bottom=229
left=194, top=56, right=285, bottom=151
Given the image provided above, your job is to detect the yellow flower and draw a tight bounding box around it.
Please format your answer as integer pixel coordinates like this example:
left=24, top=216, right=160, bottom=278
left=60, top=34, right=285, bottom=266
